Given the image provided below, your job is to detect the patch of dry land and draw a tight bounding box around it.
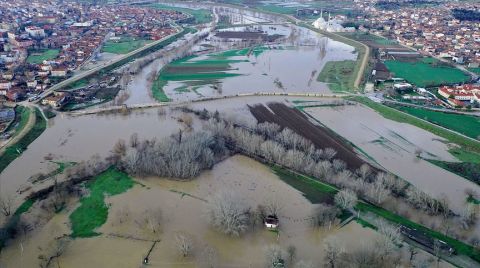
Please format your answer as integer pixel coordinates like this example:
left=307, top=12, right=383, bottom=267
left=0, top=155, right=449, bottom=267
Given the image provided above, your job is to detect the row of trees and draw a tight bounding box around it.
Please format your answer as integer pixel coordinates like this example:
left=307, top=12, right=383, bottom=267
left=195, top=112, right=478, bottom=241
left=204, top=118, right=450, bottom=216
left=118, top=131, right=228, bottom=179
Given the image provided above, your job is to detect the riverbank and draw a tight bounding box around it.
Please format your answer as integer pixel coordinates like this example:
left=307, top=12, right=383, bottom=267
left=0, top=107, right=47, bottom=174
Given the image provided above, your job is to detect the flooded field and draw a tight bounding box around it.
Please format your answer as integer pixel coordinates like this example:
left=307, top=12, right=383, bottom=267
left=160, top=24, right=356, bottom=101
left=304, top=103, right=480, bottom=213
left=0, top=96, right=323, bottom=207
left=0, top=155, right=450, bottom=267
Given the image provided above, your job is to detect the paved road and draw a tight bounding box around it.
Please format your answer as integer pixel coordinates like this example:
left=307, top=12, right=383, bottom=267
left=35, top=25, right=184, bottom=103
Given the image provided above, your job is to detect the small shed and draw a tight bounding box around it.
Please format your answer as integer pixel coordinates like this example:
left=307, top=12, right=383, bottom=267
left=264, top=215, right=279, bottom=229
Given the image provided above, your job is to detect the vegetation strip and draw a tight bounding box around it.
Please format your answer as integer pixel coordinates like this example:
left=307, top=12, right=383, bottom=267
left=316, top=60, right=356, bottom=93
left=272, top=166, right=480, bottom=262
left=69, top=167, right=134, bottom=238
left=347, top=96, right=480, bottom=154
left=387, top=104, right=480, bottom=140
left=0, top=108, right=47, bottom=174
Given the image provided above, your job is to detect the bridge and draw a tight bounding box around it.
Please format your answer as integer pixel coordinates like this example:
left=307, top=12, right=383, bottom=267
left=68, top=92, right=350, bottom=116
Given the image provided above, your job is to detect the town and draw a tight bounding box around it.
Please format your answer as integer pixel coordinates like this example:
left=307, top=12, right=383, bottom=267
left=0, top=0, right=183, bottom=103
left=0, top=1, right=480, bottom=268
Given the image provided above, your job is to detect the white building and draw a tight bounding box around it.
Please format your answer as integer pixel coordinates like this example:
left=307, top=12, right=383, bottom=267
left=25, top=26, right=45, bottom=38
left=312, top=11, right=354, bottom=33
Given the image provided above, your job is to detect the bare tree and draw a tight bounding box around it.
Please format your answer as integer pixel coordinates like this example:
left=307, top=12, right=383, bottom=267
left=312, top=204, right=340, bottom=228
left=174, top=232, right=193, bottom=258
left=294, top=260, right=314, bottom=268
left=287, top=245, right=296, bottom=264
left=322, top=148, right=337, bottom=161
left=38, top=237, right=70, bottom=268
left=206, top=190, right=250, bottom=236
left=129, top=133, right=139, bottom=148
left=265, top=244, right=285, bottom=268
left=143, top=208, right=162, bottom=236
left=334, top=189, right=357, bottom=210
left=460, top=203, right=477, bottom=228
left=323, top=236, right=344, bottom=268
left=375, top=220, right=401, bottom=259
left=0, top=194, right=13, bottom=216
left=198, top=245, right=218, bottom=268
left=357, top=164, right=372, bottom=182
left=112, top=139, right=127, bottom=157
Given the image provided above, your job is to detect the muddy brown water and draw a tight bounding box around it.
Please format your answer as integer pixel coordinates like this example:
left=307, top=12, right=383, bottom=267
left=304, top=104, right=480, bottom=214
left=0, top=155, right=453, bottom=267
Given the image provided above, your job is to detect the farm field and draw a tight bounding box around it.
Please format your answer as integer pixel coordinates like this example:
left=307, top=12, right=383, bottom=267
left=303, top=101, right=480, bottom=213
left=26, top=49, right=60, bottom=64
left=348, top=96, right=480, bottom=154
left=388, top=104, right=480, bottom=140
left=101, top=37, right=152, bottom=54
left=384, top=58, right=470, bottom=87
left=152, top=24, right=357, bottom=102
left=151, top=50, right=247, bottom=101
left=339, top=32, right=398, bottom=47
left=316, top=60, right=356, bottom=93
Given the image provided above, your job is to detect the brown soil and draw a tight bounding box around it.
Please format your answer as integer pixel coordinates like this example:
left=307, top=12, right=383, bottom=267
left=249, top=102, right=371, bottom=170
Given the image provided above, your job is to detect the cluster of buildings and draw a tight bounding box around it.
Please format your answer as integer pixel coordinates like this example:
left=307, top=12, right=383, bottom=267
left=354, top=1, right=480, bottom=67
left=312, top=11, right=355, bottom=33
left=0, top=0, right=184, bottom=103
left=438, top=84, right=480, bottom=107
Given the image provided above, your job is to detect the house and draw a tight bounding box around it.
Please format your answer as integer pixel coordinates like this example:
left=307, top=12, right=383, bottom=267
left=438, top=85, right=480, bottom=103
left=0, top=80, right=12, bottom=90
left=6, top=88, right=24, bottom=102
left=393, top=82, right=413, bottom=91
left=51, top=68, right=67, bottom=77
left=27, top=80, right=38, bottom=88
left=41, top=92, right=67, bottom=108
left=264, top=215, right=279, bottom=229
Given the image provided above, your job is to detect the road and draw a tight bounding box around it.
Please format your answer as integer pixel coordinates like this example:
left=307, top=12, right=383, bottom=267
left=35, top=24, right=184, bottom=103
left=0, top=106, right=35, bottom=154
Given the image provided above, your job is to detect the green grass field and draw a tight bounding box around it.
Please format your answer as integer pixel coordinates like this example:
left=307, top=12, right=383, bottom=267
left=5, top=106, right=29, bottom=134
left=385, top=58, right=470, bottom=87
left=272, top=166, right=337, bottom=204
left=26, top=49, right=60, bottom=64
left=69, top=167, right=134, bottom=238
left=102, top=37, right=151, bottom=54
left=148, top=4, right=212, bottom=24
left=340, top=32, right=397, bottom=46
left=317, top=60, right=356, bottom=92
left=389, top=105, right=480, bottom=140
left=0, top=108, right=47, bottom=174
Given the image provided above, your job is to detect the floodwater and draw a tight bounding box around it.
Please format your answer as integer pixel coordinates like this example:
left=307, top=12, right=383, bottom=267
left=0, top=155, right=453, bottom=267
left=0, top=95, right=320, bottom=208
left=0, top=155, right=382, bottom=267
left=162, top=24, right=356, bottom=102
left=305, top=103, right=480, bottom=213
left=0, top=108, right=185, bottom=205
